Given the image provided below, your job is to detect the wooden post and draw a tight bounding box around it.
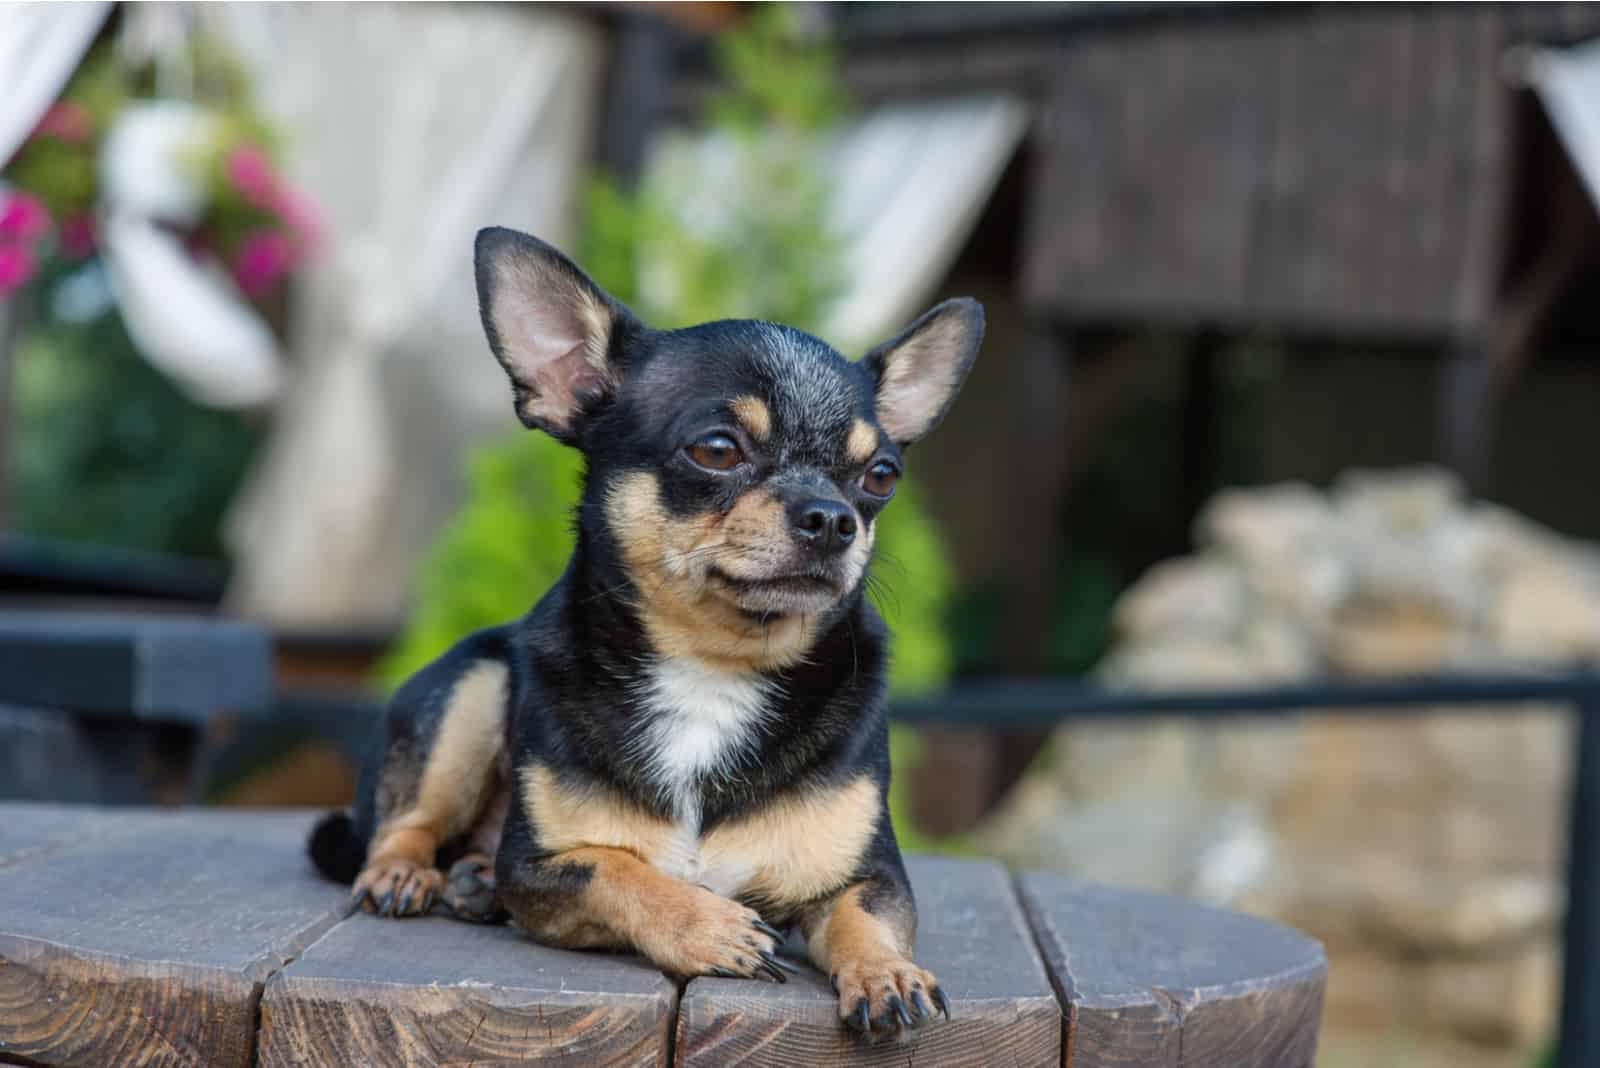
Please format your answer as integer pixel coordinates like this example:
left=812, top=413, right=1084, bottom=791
left=593, top=14, right=677, bottom=185
left=910, top=320, right=1072, bottom=835
left=1558, top=689, right=1600, bottom=1068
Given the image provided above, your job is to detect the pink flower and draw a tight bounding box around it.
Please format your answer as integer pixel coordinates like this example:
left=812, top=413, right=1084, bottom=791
left=0, top=192, right=52, bottom=243
left=59, top=213, right=96, bottom=260
left=224, top=145, right=280, bottom=212
left=0, top=244, right=37, bottom=295
left=34, top=101, right=92, bottom=144
left=275, top=186, right=323, bottom=249
left=232, top=229, right=296, bottom=298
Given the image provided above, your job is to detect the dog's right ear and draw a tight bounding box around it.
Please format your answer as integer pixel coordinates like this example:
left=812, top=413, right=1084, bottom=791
left=474, top=227, right=634, bottom=442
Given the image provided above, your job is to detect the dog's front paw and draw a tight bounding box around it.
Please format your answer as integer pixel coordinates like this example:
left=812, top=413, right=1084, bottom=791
left=442, top=852, right=506, bottom=923
left=833, top=955, right=947, bottom=1040
left=643, top=889, right=796, bottom=983
left=352, top=857, right=443, bottom=918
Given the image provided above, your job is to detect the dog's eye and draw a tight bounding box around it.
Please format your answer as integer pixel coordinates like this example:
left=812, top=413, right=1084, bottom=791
left=862, top=460, right=899, bottom=498
left=686, top=433, right=744, bottom=472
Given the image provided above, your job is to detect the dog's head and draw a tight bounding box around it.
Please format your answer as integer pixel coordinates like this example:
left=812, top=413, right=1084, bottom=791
left=475, top=227, right=982, bottom=667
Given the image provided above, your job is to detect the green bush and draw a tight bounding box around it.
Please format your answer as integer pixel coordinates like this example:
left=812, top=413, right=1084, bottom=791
left=381, top=5, right=958, bottom=851
left=8, top=271, right=261, bottom=559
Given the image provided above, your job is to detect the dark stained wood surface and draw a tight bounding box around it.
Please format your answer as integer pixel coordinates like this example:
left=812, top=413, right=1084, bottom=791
left=0, top=807, right=349, bottom=1068
left=1017, top=3, right=1600, bottom=337
left=1019, top=873, right=1327, bottom=1068
left=258, top=916, right=678, bottom=1068
left=0, top=805, right=1328, bottom=1067
left=675, top=856, right=1061, bottom=1067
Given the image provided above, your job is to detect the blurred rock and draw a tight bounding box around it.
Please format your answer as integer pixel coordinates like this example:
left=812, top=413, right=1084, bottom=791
left=1490, top=564, right=1600, bottom=661
left=1110, top=556, right=1246, bottom=640
left=978, top=467, right=1600, bottom=1058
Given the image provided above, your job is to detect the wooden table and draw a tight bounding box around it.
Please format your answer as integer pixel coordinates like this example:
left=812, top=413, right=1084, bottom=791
left=0, top=805, right=1326, bottom=1067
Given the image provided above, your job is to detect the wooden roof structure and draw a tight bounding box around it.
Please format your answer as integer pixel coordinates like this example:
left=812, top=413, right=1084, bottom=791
left=826, top=3, right=1600, bottom=341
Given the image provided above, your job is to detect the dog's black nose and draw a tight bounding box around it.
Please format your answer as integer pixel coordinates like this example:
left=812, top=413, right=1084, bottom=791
left=790, top=498, right=857, bottom=554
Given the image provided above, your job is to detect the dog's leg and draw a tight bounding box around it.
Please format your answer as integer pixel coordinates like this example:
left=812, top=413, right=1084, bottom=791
left=799, top=875, right=946, bottom=1039
left=353, top=659, right=508, bottom=918
left=441, top=779, right=510, bottom=923
left=496, top=841, right=791, bottom=981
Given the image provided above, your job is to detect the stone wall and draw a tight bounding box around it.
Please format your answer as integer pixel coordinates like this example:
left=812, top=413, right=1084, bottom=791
left=978, top=467, right=1599, bottom=1064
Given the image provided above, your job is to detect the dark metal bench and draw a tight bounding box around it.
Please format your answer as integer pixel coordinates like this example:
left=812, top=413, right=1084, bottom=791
left=0, top=611, right=273, bottom=804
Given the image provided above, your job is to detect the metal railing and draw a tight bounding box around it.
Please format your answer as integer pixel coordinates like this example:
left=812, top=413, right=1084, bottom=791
left=892, top=670, right=1600, bottom=1068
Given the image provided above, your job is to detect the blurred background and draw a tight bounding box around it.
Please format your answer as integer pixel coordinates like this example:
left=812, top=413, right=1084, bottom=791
left=4, top=4, right=1600, bottom=1066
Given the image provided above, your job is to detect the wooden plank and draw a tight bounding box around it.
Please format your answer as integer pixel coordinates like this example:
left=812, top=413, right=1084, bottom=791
left=1018, top=874, right=1327, bottom=1068
left=0, top=612, right=273, bottom=722
left=0, top=800, right=170, bottom=868
left=674, top=856, right=1060, bottom=1067
left=0, top=806, right=349, bottom=1068
left=259, top=915, right=677, bottom=1067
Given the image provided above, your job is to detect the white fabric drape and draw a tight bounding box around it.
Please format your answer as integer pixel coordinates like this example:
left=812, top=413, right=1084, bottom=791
left=823, top=95, right=1028, bottom=350
left=0, top=2, right=109, bottom=168
left=209, top=4, right=605, bottom=628
left=1529, top=37, right=1600, bottom=214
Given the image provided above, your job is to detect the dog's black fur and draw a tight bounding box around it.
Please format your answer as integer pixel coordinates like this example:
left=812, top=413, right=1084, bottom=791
left=309, top=227, right=981, bottom=1037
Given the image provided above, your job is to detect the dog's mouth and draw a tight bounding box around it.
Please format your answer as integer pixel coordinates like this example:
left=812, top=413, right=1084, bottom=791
left=708, top=567, right=843, bottom=616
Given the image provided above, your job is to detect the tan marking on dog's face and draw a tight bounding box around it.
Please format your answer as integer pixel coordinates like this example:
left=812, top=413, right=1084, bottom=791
left=366, top=660, right=508, bottom=869
left=846, top=419, right=879, bottom=466
left=605, top=471, right=821, bottom=671
left=520, top=764, right=680, bottom=862
left=700, top=776, right=881, bottom=908
left=730, top=395, right=772, bottom=442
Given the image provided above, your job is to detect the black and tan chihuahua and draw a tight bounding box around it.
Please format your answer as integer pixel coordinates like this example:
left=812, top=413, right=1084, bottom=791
left=309, top=227, right=982, bottom=1038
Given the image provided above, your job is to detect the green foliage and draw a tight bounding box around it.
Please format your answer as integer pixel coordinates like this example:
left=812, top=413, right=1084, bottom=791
left=379, top=433, right=583, bottom=684
left=381, top=5, right=960, bottom=849
left=8, top=271, right=261, bottom=559
left=579, top=8, right=845, bottom=334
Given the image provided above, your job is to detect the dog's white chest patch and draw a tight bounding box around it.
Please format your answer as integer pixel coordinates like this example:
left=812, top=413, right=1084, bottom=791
left=633, top=657, right=772, bottom=891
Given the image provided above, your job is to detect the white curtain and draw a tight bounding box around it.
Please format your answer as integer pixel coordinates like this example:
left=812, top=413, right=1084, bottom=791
left=209, top=4, right=605, bottom=628
left=644, top=93, right=1027, bottom=352
left=0, top=2, right=109, bottom=168
left=823, top=95, right=1028, bottom=350
left=1530, top=36, right=1600, bottom=214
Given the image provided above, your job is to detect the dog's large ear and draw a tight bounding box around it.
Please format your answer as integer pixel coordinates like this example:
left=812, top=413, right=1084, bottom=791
left=861, top=298, right=984, bottom=446
left=474, top=227, right=634, bottom=441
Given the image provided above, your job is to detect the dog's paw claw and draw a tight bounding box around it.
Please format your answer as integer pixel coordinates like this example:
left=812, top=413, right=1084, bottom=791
left=352, top=858, right=442, bottom=919
left=834, top=957, right=946, bottom=1040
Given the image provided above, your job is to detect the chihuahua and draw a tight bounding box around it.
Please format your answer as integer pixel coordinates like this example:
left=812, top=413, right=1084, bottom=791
left=309, top=226, right=982, bottom=1038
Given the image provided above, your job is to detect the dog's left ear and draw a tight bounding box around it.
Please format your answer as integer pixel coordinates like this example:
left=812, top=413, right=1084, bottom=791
left=474, top=227, right=635, bottom=442
left=861, top=298, right=984, bottom=446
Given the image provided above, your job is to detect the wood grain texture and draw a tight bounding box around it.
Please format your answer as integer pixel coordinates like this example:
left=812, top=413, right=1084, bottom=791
left=259, top=915, right=677, bottom=1067
left=0, top=805, right=349, bottom=1068
left=675, top=856, right=1061, bottom=1067
left=1016, top=5, right=1563, bottom=337
left=1018, top=873, right=1327, bottom=1068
